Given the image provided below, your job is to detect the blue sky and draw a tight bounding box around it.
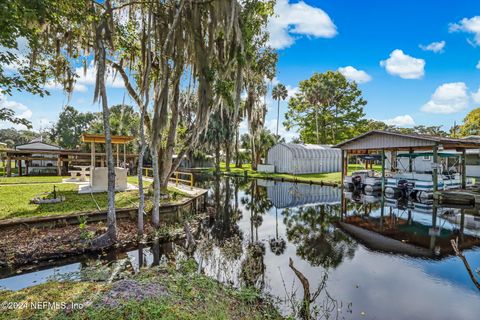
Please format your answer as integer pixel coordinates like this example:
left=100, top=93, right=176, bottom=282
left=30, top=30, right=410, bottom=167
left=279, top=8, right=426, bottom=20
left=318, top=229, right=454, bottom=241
left=2, top=0, right=480, bottom=141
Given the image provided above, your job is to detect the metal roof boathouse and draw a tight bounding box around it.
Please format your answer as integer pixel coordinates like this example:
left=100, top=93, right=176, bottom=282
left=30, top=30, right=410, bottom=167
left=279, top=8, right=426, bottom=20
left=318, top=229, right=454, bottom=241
left=335, top=130, right=480, bottom=193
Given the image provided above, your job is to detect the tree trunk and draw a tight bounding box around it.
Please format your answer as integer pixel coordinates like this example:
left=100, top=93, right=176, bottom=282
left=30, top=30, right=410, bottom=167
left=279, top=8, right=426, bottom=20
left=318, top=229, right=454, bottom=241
left=251, top=135, right=257, bottom=171
left=225, top=141, right=231, bottom=172
left=215, top=143, right=221, bottom=174
left=92, top=18, right=116, bottom=248
left=137, top=108, right=146, bottom=236
left=235, top=127, right=241, bottom=168
left=160, top=81, right=180, bottom=191
left=151, top=145, right=160, bottom=227
left=315, top=107, right=320, bottom=144
left=276, top=99, right=280, bottom=138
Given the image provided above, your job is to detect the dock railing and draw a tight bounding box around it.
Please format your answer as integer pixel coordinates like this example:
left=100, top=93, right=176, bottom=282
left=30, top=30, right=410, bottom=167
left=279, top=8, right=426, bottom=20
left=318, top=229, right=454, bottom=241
left=142, top=167, right=193, bottom=187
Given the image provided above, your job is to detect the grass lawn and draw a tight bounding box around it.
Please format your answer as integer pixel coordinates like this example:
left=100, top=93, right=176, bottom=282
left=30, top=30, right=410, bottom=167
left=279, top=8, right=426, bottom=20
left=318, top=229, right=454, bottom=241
left=0, top=175, right=67, bottom=185
left=0, top=175, right=196, bottom=220
left=0, top=183, right=142, bottom=220
left=0, top=161, right=17, bottom=176
left=127, top=175, right=153, bottom=187
left=212, top=163, right=340, bottom=183
left=0, top=259, right=282, bottom=320
left=212, top=163, right=383, bottom=184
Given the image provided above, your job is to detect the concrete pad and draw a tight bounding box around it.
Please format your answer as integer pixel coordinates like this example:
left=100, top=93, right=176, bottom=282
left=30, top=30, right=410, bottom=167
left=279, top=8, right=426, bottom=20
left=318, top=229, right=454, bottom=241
left=78, top=182, right=138, bottom=194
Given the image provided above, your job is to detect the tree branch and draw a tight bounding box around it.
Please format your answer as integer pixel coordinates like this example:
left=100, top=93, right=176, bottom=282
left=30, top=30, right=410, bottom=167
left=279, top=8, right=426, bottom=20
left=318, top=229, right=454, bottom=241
left=451, top=238, right=480, bottom=290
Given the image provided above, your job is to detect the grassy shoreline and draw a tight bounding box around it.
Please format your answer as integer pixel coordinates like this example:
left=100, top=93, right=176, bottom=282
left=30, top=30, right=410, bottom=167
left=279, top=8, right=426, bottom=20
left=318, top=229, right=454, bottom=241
left=206, top=163, right=381, bottom=185
left=0, top=259, right=283, bottom=320
left=0, top=176, right=187, bottom=221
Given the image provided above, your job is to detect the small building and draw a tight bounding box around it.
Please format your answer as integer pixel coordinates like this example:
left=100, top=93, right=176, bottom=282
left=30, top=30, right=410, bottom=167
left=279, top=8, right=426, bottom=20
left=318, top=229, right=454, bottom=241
left=385, top=136, right=480, bottom=178
left=335, top=130, right=480, bottom=191
left=267, top=143, right=341, bottom=174
left=16, top=137, right=62, bottom=175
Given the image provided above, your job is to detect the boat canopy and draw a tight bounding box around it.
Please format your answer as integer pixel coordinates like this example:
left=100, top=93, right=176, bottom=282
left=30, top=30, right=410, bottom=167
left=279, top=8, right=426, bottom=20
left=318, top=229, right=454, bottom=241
left=357, top=154, right=383, bottom=161
left=397, top=152, right=458, bottom=158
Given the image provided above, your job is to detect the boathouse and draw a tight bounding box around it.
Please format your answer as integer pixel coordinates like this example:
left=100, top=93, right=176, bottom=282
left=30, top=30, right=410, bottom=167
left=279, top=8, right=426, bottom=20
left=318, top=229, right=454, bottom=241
left=335, top=130, right=480, bottom=191
left=386, top=136, right=480, bottom=178
left=266, top=143, right=341, bottom=174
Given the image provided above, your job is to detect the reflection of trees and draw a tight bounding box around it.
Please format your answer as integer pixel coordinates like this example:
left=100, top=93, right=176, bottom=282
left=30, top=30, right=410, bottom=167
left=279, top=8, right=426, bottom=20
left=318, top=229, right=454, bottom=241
left=269, top=207, right=286, bottom=255
left=210, top=176, right=243, bottom=244
left=240, top=242, right=265, bottom=289
left=241, top=179, right=273, bottom=242
left=283, top=204, right=357, bottom=269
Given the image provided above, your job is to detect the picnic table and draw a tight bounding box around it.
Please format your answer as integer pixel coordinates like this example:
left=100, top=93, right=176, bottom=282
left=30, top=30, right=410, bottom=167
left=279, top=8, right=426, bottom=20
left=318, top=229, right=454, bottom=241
left=70, top=165, right=91, bottom=182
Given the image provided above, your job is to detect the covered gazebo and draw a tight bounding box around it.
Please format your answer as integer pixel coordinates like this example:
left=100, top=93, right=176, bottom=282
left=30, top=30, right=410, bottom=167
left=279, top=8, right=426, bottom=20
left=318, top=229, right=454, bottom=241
left=79, top=133, right=136, bottom=193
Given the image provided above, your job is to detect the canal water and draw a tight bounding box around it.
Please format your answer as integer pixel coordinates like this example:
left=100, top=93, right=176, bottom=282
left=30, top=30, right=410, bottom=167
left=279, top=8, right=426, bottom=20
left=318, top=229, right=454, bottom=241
left=1, top=175, right=480, bottom=319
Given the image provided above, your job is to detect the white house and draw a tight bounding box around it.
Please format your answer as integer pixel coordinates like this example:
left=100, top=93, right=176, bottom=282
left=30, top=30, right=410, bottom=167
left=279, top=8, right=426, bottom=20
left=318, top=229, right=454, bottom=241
left=266, top=143, right=341, bottom=174
left=16, top=137, right=62, bottom=175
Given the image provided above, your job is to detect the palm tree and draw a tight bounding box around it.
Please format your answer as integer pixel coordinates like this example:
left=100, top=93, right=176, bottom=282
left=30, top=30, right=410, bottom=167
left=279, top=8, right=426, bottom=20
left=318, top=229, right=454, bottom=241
left=271, top=83, right=288, bottom=139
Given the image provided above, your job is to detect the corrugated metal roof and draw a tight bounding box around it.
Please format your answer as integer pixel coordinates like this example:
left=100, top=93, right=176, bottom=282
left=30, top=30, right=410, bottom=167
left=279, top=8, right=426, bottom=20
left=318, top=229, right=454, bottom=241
left=335, top=130, right=480, bottom=150
left=277, top=143, right=340, bottom=159
left=267, top=182, right=341, bottom=208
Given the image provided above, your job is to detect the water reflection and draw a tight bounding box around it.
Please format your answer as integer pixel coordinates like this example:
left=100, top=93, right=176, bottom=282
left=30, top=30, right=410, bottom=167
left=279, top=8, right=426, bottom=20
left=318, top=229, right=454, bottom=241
left=2, top=176, right=480, bottom=319
left=283, top=205, right=356, bottom=269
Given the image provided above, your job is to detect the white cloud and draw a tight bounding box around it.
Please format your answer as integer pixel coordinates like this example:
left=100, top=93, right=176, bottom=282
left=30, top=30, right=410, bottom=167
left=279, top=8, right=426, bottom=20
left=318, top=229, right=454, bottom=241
left=0, top=93, right=32, bottom=129
left=382, top=114, right=415, bottom=127
left=471, top=87, right=480, bottom=104
left=421, top=82, right=469, bottom=114
left=419, top=41, right=446, bottom=53
left=74, top=63, right=124, bottom=89
left=44, top=81, right=88, bottom=93
left=286, top=85, right=299, bottom=99
left=338, top=66, right=372, bottom=83
left=449, top=16, right=480, bottom=46
left=267, top=0, right=337, bottom=49
left=265, top=119, right=297, bottom=141
left=476, top=60, right=480, bottom=70
left=42, top=62, right=124, bottom=93
left=380, top=49, right=425, bottom=79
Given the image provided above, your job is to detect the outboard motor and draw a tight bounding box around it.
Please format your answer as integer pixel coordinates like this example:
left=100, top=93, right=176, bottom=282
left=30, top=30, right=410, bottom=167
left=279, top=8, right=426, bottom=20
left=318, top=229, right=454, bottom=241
left=397, top=179, right=413, bottom=198
left=352, top=175, right=363, bottom=191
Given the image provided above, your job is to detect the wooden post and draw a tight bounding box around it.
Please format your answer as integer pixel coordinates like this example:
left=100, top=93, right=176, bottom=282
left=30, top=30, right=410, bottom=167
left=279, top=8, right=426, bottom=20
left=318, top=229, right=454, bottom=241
left=461, top=149, right=467, bottom=189
left=460, top=209, right=465, bottom=241
left=408, top=147, right=413, bottom=172
left=430, top=206, right=438, bottom=250
left=116, top=143, right=120, bottom=167
left=25, top=158, right=29, bottom=176
left=57, top=157, right=61, bottom=176
left=381, top=149, right=386, bottom=193
left=90, top=141, right=95, bottom=168
left=6, top=156, right=11, bottom=177
left=123, top=143, right=126, bottom=169
left=18, top=160, right=22, bottom=176
left=341, top=150, right=345, bottom=187
left=432, top=144, right=439, bottom=193
left=380, top=149, right=385, bottom=230
left=391, top=150, right=397, bottom=172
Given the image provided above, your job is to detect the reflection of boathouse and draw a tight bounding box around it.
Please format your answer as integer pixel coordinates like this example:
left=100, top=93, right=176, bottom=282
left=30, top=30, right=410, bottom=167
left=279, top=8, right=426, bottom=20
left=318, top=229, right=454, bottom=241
left=338, top=204, right=480, bottom=259
left=266, top=182, right=341, bottom=209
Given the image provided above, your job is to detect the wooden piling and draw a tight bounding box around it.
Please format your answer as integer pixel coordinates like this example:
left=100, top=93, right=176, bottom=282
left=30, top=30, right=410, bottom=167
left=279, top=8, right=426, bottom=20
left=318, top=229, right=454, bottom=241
left=6, top=156, right=11, bottom=177
left=461, top=149, right=467, bottom=189
left=432, top=144, right=439, bottom=193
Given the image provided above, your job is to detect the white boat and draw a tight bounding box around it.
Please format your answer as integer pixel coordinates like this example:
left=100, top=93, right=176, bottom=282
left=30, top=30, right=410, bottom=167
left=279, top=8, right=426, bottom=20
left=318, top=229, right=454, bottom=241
left=343, top=170, right=382, bottom=193
left=386, top=172, right=473, bottom=199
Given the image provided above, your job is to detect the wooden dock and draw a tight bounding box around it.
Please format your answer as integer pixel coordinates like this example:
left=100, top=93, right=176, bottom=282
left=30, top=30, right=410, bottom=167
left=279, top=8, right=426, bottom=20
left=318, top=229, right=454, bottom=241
left=434, top=189, right=480, bottom=210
